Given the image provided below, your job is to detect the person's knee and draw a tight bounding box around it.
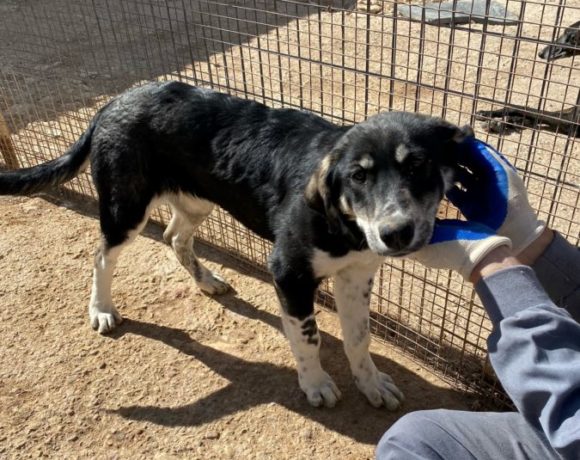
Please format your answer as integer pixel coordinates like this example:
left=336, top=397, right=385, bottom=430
left=376, top=410, right=449, bottom=459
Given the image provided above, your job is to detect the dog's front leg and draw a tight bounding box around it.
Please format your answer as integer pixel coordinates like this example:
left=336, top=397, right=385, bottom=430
left=334, top=265, right=404, bottom=410
left=272, top=271, right=341, bottom=408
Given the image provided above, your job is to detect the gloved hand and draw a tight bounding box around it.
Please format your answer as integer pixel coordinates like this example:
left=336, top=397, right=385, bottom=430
left=448, top=138, right=545, bottom=254
left=409, top=219, right=511, bottom=279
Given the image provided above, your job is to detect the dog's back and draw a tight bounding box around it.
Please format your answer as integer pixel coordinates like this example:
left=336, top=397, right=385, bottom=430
left=89, top=81, right=346, bottom=239
left=0, top=81, right=345, bottom=239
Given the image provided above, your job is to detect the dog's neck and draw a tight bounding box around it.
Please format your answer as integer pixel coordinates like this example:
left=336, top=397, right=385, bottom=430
left=328, top=212, right=368, bottom=251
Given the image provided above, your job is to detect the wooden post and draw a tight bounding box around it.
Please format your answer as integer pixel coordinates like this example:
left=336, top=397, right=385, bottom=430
left=0, top=112, right=19, bottom=169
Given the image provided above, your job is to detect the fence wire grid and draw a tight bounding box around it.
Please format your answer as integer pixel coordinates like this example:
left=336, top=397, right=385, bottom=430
left=1, top=0, right=579, bottom=409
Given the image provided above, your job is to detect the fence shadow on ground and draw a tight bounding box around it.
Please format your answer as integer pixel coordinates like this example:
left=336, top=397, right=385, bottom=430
left=107, top=305, right=471, bottom=444
left=37, top=191, right=478, bottom=440
left=0, top=0, right=355, bottom=131
left=36, top=191, right=480, bottom=442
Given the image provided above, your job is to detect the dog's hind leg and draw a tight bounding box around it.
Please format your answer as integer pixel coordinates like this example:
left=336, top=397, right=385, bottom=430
left=89, top=198, right=157, bottom=334
left=164, top=194, right=231, bottom=295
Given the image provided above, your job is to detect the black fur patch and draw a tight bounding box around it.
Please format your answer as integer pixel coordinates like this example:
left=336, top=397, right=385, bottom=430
left=301, top=319, right=319, bottom=345
left=538, top=20, right=580, bottom=61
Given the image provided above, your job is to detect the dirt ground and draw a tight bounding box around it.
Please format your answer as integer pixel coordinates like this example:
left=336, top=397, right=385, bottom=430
left=0, top=195, right=472, bottom=458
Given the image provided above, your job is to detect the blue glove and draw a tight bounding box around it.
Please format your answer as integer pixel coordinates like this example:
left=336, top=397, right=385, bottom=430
left=449, top=138, right=545, bottom=254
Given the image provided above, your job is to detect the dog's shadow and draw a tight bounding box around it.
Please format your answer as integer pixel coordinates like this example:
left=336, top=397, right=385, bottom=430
left=108, top=292, right=471, bottom=444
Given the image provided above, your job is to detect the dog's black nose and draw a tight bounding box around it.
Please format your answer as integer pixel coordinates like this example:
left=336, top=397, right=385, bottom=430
left=380, top=223, right=415, bottom=251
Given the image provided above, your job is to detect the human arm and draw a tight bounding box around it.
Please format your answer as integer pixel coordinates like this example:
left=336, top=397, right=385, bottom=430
left=413, top=231, right=580, bottom=459
left=529, top=230, right=580, bottom=321
left=472, top=245, right=580, bottom=460
left=471, top=226, right=580, bottom=321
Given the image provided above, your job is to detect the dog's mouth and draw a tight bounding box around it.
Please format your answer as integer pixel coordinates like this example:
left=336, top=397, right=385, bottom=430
left=361, top=224, right=433, bottom=258
left=539, top=45, right=572, bottom=61
left=375, top=238, right=429, bottom=258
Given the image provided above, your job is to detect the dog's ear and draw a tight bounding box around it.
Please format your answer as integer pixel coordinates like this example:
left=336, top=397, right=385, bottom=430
left=305, top=154, right=333, bottom=212
left=304, top=154, right=338, bottom=216
left=429, top=119, right=474, bottom=146
left=455, top=124, right=475, bottom=142
left=441, top=124, right=475, bottom=191
left=440, top=123, right=474, bottom=144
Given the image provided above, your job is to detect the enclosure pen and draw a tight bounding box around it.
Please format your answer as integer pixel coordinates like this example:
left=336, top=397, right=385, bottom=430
left=1, top=0, right=578, bottom=418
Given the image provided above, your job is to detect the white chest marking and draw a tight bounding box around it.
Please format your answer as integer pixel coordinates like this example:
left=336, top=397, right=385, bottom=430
left=311, top=249, right=384, bottom=279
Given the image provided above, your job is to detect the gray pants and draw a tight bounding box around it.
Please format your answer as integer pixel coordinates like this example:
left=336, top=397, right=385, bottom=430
left=377, top=409, right=560, bottom=460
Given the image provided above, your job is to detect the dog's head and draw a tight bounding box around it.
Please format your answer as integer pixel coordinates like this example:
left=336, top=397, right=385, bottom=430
left=305, top=112, right=472, bottom=256
left=538, top=21, right=580, bottom=61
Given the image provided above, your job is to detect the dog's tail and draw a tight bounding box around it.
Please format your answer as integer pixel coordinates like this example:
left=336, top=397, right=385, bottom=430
left=0, top=115, right=101, bottom=196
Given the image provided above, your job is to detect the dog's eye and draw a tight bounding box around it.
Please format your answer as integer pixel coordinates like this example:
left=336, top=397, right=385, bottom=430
left=410, top=155, right=427, bottom=168
left=406, top=155, right=430, bottom=175
left=351, top=169, right=367, bottom=183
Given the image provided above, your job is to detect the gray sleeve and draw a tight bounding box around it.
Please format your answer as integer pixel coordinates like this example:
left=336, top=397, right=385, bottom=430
left=476, top=266, right=580, bottom=460
left=532, top=231, right=580, bottom=321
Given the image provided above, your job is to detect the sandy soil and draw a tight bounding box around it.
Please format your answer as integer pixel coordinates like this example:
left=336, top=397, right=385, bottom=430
left=0, top=195, right=472, bottom=458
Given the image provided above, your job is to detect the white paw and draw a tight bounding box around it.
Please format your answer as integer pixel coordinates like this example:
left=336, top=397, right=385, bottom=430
left=299, top=370, right=342, bottom=408
left=198, top=272, right=231, bottom=295
left=89, top=304, right=122, bottom=334
left=355, top=371, right=404, bottom=410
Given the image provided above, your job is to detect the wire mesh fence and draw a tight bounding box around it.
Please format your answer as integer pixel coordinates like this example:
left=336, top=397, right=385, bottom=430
left=1, top=0, right=578, bottom=409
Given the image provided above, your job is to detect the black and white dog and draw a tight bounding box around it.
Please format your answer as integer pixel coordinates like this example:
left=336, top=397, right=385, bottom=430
left=0, top=81, right=469, bottom=409
left=538, top=20, right=580, bottom=61
left=476, top=21, right=580, bottom=137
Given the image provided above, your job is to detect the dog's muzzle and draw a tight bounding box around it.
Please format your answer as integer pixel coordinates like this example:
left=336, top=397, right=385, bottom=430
left=379, top=221, right=415, bottom=252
